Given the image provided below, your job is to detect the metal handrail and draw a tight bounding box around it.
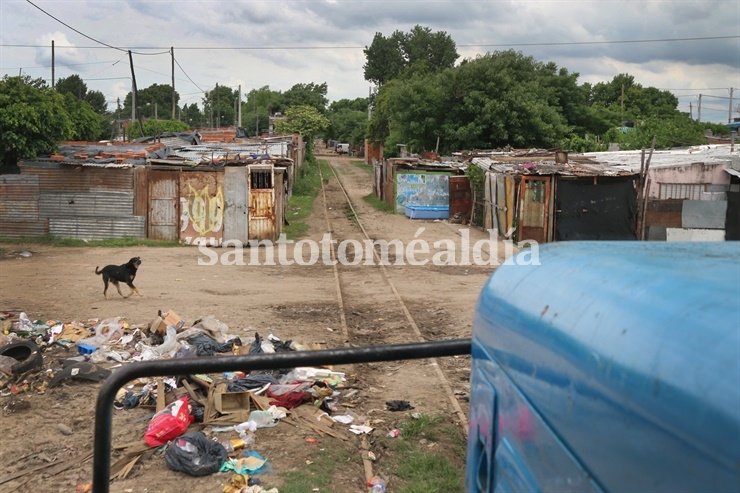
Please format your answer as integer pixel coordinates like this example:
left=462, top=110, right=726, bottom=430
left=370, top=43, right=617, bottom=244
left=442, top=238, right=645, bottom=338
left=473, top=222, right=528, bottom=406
left=93, top=338, right=472, bottom=492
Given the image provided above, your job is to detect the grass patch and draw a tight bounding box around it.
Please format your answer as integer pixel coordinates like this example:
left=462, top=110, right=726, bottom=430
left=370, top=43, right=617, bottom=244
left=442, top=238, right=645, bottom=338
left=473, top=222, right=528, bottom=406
left=283, top=158, right=331, bottom=240
left=362, top=193, right=394, bottom=213
left=350, top=160, right=373, bottom=174
left=382, top=414, right=467, bottom=493
left=277, top=446, right=354, bottom=493
left=344, top=204, right=357, bottom=224
left=0, top=236, right=180, bottom=247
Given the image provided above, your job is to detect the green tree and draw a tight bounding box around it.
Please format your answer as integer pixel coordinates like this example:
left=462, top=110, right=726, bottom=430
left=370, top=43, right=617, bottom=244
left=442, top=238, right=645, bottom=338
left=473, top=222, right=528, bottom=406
left=182, top=103, right=204, bottom=128
left=201, top=84, right=238, bottom=127
left=0, top=75, right=72, bottom=168
left=85, top=90, right=108, bottom=114
left=326, top=98, right=369, bottom=146
left=276, top=105, right=329, bottom=138
left=62, top=93, right=101, bottom=141
left=589, top=74, right=679, bottom=121
left=56, top=74, right=88, bottom=100
left=242, top=86, right=281, bottom=135
left=128, top=119, right=190, bottom=139
left=363, top=25, right=458, bottom=86
left=279, top=83, right=328, bottom=114
left=124, top=83, right=180, bottom=120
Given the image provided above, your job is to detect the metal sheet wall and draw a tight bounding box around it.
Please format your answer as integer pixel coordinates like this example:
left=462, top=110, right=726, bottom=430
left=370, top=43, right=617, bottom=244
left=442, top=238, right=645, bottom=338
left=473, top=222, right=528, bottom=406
left=180, top=171, right=224, bottom=246
left=148, top=170, right=179, bottom=241
left=40, top=192, right=134, bottom=218
left=49, top=217, right=145, bottom=240
left=223, top=167, right=249, bottom=244
left=0, top=175, right=47, bottom=238
left=20, top=162, right=134, bottom=192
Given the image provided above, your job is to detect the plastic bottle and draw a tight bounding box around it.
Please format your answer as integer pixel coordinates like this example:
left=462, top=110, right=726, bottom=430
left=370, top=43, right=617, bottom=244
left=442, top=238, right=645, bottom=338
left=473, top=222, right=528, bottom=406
left=369, top=476, right=386, bottom=493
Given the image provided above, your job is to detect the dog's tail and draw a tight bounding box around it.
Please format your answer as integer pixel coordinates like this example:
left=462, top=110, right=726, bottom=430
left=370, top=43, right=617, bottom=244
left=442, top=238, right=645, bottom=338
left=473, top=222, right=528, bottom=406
left=95, top=266, right=102, bottom=275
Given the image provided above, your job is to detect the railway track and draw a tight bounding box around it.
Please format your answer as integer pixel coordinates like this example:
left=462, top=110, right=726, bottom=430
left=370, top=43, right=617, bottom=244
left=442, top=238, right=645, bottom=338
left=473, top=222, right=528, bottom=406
left=317, top=159, right=470, bottom=435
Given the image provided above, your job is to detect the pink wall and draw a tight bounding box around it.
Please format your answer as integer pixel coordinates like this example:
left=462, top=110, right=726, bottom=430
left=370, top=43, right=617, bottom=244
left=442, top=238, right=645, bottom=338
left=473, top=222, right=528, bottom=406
left=647, top=162, right=729, bottom=198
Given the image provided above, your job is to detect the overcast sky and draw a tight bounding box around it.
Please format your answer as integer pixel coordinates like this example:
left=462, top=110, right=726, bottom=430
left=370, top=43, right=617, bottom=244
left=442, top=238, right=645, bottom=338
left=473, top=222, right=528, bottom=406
left=1, top=0, right=739, bottom=124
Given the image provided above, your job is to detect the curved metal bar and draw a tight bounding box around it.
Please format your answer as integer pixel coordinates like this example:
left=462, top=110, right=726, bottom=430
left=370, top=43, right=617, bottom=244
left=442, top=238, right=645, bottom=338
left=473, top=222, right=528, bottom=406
left=93, top=338, right=471, bottom=491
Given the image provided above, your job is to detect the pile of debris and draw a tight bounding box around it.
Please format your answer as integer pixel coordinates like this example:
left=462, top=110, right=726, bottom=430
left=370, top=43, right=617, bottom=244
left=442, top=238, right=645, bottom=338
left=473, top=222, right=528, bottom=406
left=0, top=309, right=392, bottom=492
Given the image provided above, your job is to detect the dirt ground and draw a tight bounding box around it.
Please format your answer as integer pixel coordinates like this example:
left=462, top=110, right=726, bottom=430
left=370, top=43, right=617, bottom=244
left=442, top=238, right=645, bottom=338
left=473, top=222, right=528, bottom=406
left=0, top=154, right=513, bottom=492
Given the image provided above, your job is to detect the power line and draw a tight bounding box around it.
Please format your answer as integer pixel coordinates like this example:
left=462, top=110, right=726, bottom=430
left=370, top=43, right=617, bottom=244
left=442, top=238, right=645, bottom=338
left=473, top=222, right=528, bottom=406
left=3, top=34, right=738, bottom=51
left=24, top=0, right=169, bottom=56
left=0, top=59, right=119, bottom=71
left=173, top=56, right=206, bottom=93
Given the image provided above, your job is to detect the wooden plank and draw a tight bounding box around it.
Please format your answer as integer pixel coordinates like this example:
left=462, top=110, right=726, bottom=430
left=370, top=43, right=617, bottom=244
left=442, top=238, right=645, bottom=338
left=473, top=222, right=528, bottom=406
left=156, top=378, right=165, bottom=413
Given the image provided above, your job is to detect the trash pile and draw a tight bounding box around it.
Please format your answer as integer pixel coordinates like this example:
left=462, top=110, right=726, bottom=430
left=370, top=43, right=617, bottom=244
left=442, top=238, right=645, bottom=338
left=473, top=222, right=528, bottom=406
left=0, top=309, right=397, bottom=492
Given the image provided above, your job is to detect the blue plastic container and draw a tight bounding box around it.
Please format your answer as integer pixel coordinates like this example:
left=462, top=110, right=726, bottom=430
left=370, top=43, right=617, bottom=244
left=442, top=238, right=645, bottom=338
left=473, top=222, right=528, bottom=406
left=468, top=242, right=740, bottom=493
left=404, top=205, right=449, bottom=219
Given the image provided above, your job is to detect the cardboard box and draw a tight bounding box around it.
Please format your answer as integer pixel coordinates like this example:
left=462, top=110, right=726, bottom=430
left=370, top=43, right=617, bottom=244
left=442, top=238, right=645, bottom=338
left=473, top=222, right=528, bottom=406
left=214, top=391, right=251, bottom=414
left=149, top=310, right=184, bottom=335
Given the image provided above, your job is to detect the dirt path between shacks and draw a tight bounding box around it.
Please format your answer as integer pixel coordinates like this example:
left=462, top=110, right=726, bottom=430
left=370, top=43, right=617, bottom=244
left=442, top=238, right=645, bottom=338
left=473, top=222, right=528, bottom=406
left=0, top=156, right=508, bottom=492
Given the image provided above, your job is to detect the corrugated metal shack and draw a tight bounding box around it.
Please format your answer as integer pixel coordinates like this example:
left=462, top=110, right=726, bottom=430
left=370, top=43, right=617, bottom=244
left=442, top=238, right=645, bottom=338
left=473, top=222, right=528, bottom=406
left=373, top=157, right=470, bottom=216
left=582, top=145, right=737, bottom=241
left=470, top=150, right=640, bottom=243
left=1, top=133, right=297, bottom=243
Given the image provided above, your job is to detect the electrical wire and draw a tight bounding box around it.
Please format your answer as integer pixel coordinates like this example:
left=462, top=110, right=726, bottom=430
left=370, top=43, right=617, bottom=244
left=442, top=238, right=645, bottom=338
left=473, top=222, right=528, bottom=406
left=0, top=60, right=120, bottom=71
left=3, top=34, right=738, bottom=51
left=173, top=56, right=206, bottom=93
left=24, top=0, right=169, bottom=56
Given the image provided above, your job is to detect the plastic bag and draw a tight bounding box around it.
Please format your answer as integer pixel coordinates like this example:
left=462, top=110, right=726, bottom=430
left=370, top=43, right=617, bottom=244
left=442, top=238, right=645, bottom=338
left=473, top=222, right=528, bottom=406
left=137, top=326, right=181, bottom=361
left=165, top=432, right=227, bottom=476
left=144, top=396, right=194, bottom=447
left=77, top=317, right=124, bottom=349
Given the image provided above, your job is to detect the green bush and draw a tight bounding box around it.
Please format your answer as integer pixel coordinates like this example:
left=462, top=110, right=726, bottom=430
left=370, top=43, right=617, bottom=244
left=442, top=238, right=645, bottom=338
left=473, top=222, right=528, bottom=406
left=128, top=119, right=190, bottom=139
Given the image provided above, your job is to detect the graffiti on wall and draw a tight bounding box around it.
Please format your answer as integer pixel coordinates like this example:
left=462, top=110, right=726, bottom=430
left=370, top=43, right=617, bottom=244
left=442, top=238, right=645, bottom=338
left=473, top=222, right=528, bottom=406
left=180, top=181, right=224, bottom=246
left=395, top=173, right=449, bottom=213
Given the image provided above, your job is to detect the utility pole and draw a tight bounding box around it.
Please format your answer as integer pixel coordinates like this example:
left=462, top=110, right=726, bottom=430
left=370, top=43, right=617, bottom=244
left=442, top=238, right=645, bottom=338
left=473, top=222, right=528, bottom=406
left=171, top=47, right=175, bottom=120
left=238, top=84, right=242, bottom=127
left=216, top=83, right=220, bottom=129
left=621, top=83, right=624, bottom=118
left=154, top=102, right=158, bottom=120
left=255, top=98, right=258, bottom=136
left=689, top=102, right=693, bottom=120
left=128, top=50, right=143, bottom=138
left=233, top=96, right=237, bottom=126
left=51, top=40, right=55, bottom=89
left=729, top=87, right=734, bottom=124
left=698, top=94, right=702, bottom=122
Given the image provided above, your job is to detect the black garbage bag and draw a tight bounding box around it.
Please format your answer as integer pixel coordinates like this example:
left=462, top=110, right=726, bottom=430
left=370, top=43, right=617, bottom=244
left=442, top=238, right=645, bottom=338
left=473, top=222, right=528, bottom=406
left=227, top=373, right=280, bottom=392
left=386, top=400, right=415, bottom=411
left=249, top=333, right=264, bottom=354
left=165, top=432, right=227, bottom=476
left=190, top=402, right=205, bottom=423
left=187, top=334, right=241, bottom=356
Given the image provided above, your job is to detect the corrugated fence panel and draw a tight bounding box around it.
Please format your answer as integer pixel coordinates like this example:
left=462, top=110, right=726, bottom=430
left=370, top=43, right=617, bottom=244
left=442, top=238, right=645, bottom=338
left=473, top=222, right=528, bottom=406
left=0, top=175, right=39, bottom=222
left=0, top=220, right=48, bottom=238
left=223, top=167, right=248, bottom=243
left=134, top=166, right=148, bottom=217
left=39, top=192, right=134, bottom=218
left=49, top=217, right=145, bottom=240
left=20, top=162, right=134, bottom=193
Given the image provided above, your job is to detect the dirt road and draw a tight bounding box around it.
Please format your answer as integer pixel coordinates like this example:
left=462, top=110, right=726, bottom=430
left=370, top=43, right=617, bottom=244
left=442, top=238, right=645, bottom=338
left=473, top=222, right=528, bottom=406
left=0, top=156, right=511, bottom=492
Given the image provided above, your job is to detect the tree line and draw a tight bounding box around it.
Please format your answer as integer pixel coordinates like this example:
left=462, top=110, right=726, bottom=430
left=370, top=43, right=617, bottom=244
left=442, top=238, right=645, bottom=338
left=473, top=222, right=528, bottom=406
left=2, top=25, right=733, bottom=169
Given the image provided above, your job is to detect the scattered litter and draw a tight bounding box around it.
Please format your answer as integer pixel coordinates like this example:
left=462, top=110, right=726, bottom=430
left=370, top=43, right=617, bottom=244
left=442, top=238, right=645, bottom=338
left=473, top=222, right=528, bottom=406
left=349, top=425, right=374, bottom=435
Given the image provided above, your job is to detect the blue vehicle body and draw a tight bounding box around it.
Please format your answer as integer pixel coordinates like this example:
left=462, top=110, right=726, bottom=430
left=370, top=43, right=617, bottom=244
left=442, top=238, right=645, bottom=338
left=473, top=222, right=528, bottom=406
left=468, top=242, right=740, bottom=493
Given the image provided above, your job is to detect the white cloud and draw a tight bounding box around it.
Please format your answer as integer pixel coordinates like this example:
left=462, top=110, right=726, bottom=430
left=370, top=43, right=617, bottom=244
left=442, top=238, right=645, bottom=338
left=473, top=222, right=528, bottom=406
left=1, top=0, right=737, bottom=121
